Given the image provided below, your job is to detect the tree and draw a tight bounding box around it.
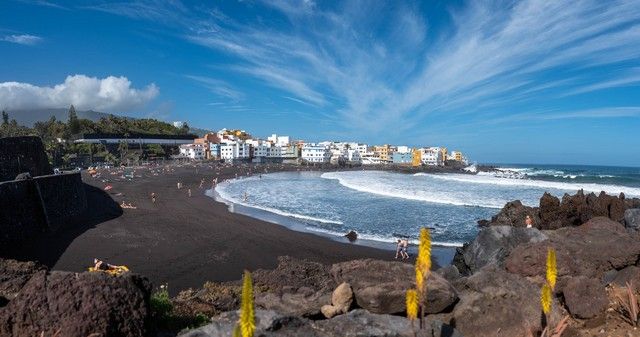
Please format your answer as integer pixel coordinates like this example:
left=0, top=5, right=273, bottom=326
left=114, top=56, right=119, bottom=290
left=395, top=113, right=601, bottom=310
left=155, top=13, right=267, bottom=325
left=1, top=110, right=8, bottom=125
left=68, top=105, right=81, bottom=135
left=118, top=140, right=129, bottom=163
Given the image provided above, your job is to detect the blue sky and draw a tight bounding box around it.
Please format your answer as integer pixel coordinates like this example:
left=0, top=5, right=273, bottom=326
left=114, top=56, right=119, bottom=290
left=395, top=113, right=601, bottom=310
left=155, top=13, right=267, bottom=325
left=1, top=0, right=640, bottom=166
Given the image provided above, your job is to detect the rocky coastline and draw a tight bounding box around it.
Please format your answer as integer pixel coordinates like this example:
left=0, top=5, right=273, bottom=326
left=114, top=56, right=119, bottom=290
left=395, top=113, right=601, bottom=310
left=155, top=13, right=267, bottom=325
left=3, top=176, right=640, bottom=335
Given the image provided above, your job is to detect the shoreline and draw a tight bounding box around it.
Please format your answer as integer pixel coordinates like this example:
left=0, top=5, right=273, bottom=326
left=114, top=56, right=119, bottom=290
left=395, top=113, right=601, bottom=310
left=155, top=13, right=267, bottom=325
left=208, top=185, right=457, bottom=265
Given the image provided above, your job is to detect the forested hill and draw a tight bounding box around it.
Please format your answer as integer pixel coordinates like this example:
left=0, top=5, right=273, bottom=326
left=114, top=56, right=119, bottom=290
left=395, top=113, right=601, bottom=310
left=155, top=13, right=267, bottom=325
left=5, top=108, right=112, bottom=127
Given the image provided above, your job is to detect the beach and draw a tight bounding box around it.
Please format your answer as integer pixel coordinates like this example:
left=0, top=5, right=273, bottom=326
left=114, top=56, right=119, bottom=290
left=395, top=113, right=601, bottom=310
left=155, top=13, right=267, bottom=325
left=11, top=163, right=454, bottom=294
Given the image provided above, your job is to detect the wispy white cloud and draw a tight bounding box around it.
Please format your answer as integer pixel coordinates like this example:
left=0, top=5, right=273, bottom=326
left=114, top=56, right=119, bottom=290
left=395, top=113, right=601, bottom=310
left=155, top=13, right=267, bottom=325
left=1, top=34, right=43, bottom=45
left=185, top=75, right=244, bottom=101
left=86, top=0, right=640, bottom=136
left=0, top=75, right=159, bottom=112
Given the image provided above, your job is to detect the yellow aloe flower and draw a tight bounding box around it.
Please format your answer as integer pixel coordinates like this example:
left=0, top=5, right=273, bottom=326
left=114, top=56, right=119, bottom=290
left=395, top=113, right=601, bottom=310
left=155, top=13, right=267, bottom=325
left=240, top=270, right=255, bottom=337
left=541, top=283, right=552, bottom=315
left=546, top=247, right=557, bottom=290
left=406, top=289, right=419, bottom=320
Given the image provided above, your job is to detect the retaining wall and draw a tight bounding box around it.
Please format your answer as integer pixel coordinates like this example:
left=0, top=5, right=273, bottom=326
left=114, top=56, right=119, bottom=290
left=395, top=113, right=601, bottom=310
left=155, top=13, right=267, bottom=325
left=0, top=136, right=53, bottom=181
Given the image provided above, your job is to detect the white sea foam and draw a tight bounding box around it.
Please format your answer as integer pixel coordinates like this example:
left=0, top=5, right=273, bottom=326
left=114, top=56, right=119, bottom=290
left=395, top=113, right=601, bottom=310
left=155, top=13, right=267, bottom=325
left=414, top=172, right=640, bottom=197
left=215, top=180, right=344, bottom=225
left=304, top=226, right=464, bottom=247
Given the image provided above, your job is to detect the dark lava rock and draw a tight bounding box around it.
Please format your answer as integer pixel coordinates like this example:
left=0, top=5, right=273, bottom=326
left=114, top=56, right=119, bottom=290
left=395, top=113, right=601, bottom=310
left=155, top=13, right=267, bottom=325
left=539, top=192, right=563, bottom=229
left=505, top=217, right=640, bottom=280
left=452, top=226, right=547, bottom=276
left=476, top=219, right=490, bottom=227
left=330, top=259, right=457, bottom=315
left=344, top=230, right=358, bottom=242
left=452, top=266, right=562, bottom=337
left=611, top=266, right=640, bottom=291
left=563, top=276, right=608, bottom=319
left=487, top=200, right=540, bottom=227
left=435, top=265, right=461, bottom=282
left=0, top=270, right=151, bottom=337
left=0, top=258, right=46, bottom=301
left=253, top=256, right=334, bottom=294
left=624, top=208, right=640, bottom=232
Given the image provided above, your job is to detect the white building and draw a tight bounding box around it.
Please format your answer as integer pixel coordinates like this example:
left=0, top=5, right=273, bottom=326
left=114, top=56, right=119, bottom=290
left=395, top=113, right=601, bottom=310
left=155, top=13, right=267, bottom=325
left=301, top=144, right=331, bottom=163
left=421, top=147, right=444, bottom=166
left=267, top=134, right=291, bottom=147
left=268, top=145, right=282, bottom=158
left=221, top=142, right=251, bottom=161
left=347, top=149, right=362, bottom=164
left=396, top=145, right=411, bottom=154
left=179, top=144, right=205, bottom=160
left=360, top=152, right=382, bottom=165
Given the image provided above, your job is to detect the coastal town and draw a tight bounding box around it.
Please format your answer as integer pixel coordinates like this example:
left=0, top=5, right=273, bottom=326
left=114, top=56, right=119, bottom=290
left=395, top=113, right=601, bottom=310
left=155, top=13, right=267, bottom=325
left=174, top=126, right=468, bottom=167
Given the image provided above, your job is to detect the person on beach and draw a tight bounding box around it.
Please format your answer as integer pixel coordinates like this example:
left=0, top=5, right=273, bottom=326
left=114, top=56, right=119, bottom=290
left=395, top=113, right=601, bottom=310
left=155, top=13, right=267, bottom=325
left=395, top=239, right=403, bottom=259
left=401, top=239, right=409, bottom=259
left=525, top=215, right=533, bottom=228
left=188, top=188, right=192, bottom=197
left=151, top=192, right=156, bottom=204
left=94, top=258, right=116, bottom=271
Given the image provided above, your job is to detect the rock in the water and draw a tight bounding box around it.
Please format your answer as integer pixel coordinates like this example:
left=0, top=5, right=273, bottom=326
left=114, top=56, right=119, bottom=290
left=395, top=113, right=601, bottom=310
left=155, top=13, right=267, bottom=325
left=624, top=208, right=640, bottom=232
left=0, top=270, right=151, bottom=337
left=345, top=230, right=358, bottom=242
left=321, top=282, right=353, bottom=318
left=505, top=217, right=640, bottom=280
left=563, top=276, right=608, bottom=319
left=0, top=258, right=46, bottom=302
left=330, top=259, right=457, bottom=314
left=487, top=200, right=540, bottom=227
left=453, top=226, right=548, bottom=275
left=452, top=266, right=562, bottom=337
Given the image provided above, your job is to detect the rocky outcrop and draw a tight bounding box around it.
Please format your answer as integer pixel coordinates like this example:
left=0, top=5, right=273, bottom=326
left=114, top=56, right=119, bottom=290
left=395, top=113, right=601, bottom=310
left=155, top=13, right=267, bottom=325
left=610, top=266, right=640, bottom=291
left=452, top=266, right=562, bottom=337
left=486, top=190, right=640, bottom=230
left=562, top=276, right=608, bottom=319
left=624, top=208, right=640, bottom=232
left=344, top=230, right=358, bottom=242
left=452, top=226, right=548, bottom=275
left=330, top=259, right=458, bottom=315
left=0, top=270, right=151, bottom=337
left=321, top=282, right=353, bottom=318
left=487, top=200, right=539, bottom=227
left=505, top=217, right=640, bottom=279
left=0, top=258, right=46, bottom=302
left=180, top=309, right=462, bottom=337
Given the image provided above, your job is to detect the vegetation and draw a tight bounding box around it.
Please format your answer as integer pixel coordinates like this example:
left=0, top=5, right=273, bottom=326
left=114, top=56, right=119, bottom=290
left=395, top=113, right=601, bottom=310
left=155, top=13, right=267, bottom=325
left=538, top=247, right=569, bottom=337
left=405, top=228, right=431, bottom=331
left=0, top=106, right=193, bottom=167
left=615, top=281, right=639, bottom=326
left=235, top=270, right=255, bottom=337
left=150, top=284, right=210, bottom=334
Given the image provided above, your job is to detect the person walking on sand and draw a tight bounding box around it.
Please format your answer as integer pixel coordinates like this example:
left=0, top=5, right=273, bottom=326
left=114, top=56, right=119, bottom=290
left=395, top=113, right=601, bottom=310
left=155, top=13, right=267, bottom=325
left=401, top=239, right=410, bottom=259
left=188, top=188, right=192, bottom=197
left=151, top=192, right=156, bottom=204
left=525, top=215, right=533, bottom=228
left=395, top=239, right=403, bottom=259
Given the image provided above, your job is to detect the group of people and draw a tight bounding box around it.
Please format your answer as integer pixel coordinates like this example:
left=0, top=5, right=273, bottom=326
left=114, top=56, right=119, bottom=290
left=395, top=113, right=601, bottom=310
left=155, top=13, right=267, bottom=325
left=395, top=239, right=410, bottom=260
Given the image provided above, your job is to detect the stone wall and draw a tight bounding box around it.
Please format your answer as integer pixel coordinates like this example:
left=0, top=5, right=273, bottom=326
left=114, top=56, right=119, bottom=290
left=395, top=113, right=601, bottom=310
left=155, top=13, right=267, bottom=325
left=0, top=136, right=53, bottom=182
left=0, top=173, right=87, bottom=255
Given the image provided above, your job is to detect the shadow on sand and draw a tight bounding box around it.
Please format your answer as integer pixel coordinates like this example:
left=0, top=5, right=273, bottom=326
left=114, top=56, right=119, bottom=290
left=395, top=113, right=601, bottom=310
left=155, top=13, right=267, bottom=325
left=6, top=183, right=123, bottom=267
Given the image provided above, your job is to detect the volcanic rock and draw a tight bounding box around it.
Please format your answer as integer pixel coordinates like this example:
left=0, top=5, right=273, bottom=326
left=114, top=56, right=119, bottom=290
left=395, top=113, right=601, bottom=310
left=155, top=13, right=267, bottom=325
left=488, top=200, right=540, bottom=227
left=452, top=266, right=562, bottom=337
left=345, top=230, right=358, bottom=242
left=624, top=208, right=640, bottom=232
left=452, top=226, right=548, bottom=275
left=505, top=217, right=640, bottom=280
left=563, top=276, right=608, bottom=319
left=0, top=258, right=46, bottom=302
left=0, top=270, right=151, bottom=337
left=610, top=266, right=640, bottom=291
left=321, top=282, right=353, bottom=318
left=330, top=259, right=457, bottom=314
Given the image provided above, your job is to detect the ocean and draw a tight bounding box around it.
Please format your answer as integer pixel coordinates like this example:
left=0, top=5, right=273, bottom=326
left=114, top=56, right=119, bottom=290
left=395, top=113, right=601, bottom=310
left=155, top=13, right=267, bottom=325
left=213, top=164, right=640, bottom=250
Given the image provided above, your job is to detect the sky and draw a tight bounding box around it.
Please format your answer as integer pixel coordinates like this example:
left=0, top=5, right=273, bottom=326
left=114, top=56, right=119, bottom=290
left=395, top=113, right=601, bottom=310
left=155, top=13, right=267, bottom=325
left=1, top=0, right=640, bottom=166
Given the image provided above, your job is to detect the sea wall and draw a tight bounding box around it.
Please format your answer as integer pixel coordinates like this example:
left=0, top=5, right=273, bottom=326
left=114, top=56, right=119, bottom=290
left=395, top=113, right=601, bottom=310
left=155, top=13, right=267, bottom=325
left=0, top=172, right=87, bottom=255
left=0, top=136, right=53, bottom=181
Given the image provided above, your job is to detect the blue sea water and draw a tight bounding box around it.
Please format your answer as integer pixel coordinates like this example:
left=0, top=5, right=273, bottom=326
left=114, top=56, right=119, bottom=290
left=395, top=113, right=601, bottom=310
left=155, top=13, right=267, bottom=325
left=214, top=165, right=640, bottom=248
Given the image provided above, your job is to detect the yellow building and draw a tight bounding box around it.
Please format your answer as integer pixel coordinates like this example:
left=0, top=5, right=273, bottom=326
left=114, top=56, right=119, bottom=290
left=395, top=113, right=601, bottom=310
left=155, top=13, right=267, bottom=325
left=373, top=145, right=392, bottom=162
left=412, top=149, right=422, bottom=167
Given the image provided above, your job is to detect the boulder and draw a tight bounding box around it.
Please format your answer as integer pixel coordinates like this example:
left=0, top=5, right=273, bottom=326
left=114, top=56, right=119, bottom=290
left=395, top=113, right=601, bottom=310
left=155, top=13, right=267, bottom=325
left=452, top=226, right=548, bottom=275
left=538, top=193, right=563, bottom=229
left=0, top=258, right=46, bottom=302
left=452, top=266, right=563, bottom=337
left=505, top=217, right=640, bottom=280
left=345, top=230, right=358, bottom=242
left=321, top=282, right=353, bottom=318
left=312, top=309, right=462, bottom=337
left=610, top=266, right=640, bottom=291
left=173, top=282, right=240, bottom=318
left=0, top=270, right=151, bottom=337
left=487, top=200, right=540, bottom=227
left=179, top=309, right=318, bottom=337
left=330, top=259, right=458, bottom=314
left=624, top=208, right=640, bottom=232
left=256, top=287, right=330, bottom=318
left=435, top=265, right=460, bottom=282
left=563, top=276, right=608, bottom=319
